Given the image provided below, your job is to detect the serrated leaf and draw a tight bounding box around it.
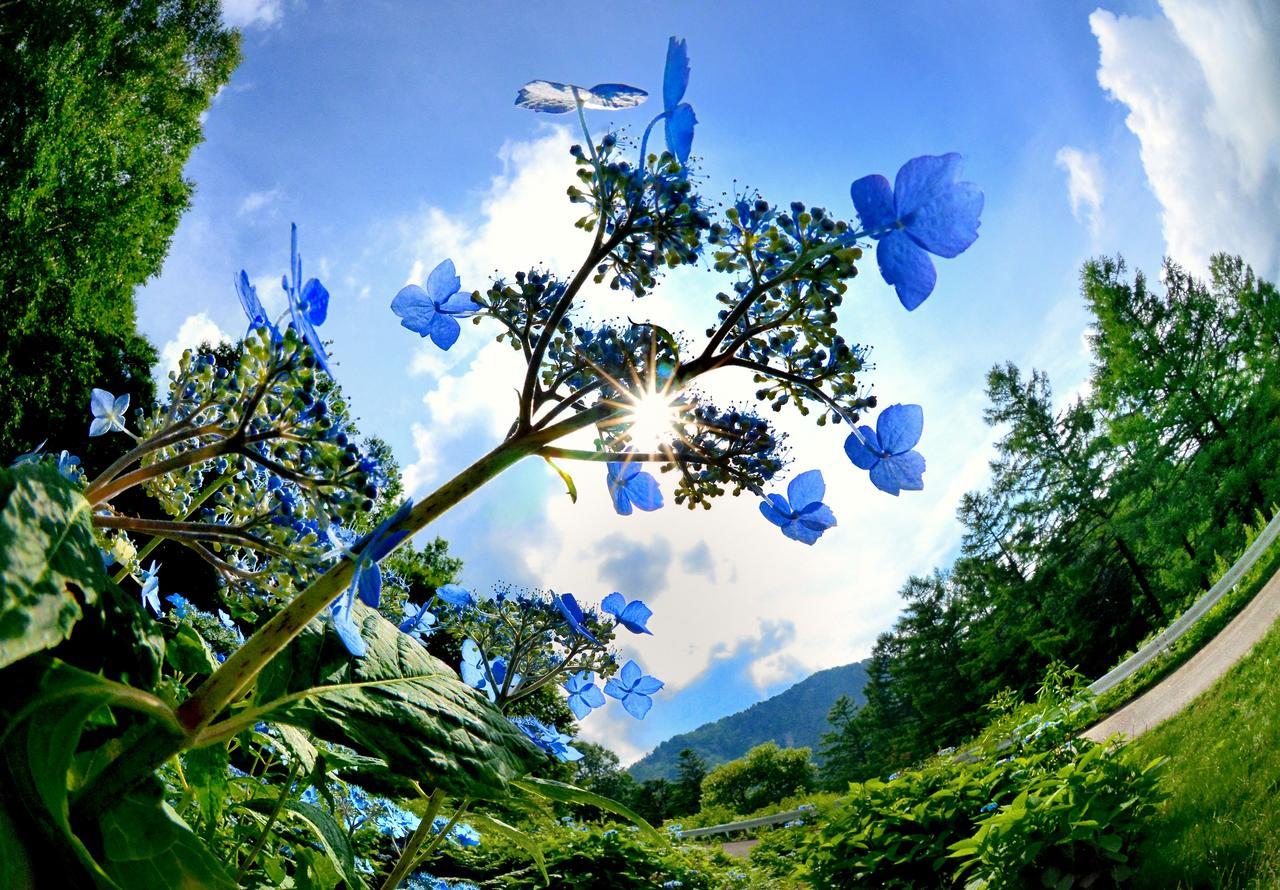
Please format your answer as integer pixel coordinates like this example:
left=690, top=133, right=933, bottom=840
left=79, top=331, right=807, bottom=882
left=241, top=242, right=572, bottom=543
left=239, top=797, right=363, bottom=889
left=272, top=723, right=318, bottom=774
left=182, top=743, right=230, bottom=832
left=251, top=603, right=540, bottom=799
left=544, top=456, right=577, bottom=503
left=466, top=811, right=549, bottom=885
left=0, top=464, right=106, bottom=670
left=513, top=776, right=661, bottom=843
left=99, top=791, right=236, bottom=888
left=165, top=623, right=218, bottom=675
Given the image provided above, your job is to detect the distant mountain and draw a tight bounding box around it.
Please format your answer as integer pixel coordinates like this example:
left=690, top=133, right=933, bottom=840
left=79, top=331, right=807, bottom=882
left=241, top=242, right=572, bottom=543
left=627, top=660, right=870, bottom=782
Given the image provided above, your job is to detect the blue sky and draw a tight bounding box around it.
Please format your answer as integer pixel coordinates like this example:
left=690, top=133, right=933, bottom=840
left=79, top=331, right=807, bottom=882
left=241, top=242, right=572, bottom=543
left=141, top=0, right=1280, bottom=761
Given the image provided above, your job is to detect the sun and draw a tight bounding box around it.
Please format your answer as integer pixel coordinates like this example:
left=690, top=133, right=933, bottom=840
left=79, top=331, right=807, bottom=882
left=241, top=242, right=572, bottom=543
left=625, top=386, right=681, bottom=452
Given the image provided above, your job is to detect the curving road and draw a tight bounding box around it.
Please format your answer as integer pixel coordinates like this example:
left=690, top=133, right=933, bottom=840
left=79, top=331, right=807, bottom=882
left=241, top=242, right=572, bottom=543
left=1082, top=562, right=1280, bottom=742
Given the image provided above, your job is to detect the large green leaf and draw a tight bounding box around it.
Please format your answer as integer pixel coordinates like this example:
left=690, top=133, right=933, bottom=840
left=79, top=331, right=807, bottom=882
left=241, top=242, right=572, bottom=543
left=0, top=463, right=108, bottom=670
left=98, top=791, right=236, bottom=889
left=239, top=797, right=364, bottom=889
left=513, top=776, right=662, bottom=843
left=250, top=603, right=540, bottom=799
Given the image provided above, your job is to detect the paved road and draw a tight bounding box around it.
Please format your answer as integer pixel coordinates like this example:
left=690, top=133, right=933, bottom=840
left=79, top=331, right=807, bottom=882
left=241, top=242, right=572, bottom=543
left=1082, top=563, right=1280, bottom=742
left=721, top=839, right=758, bottom=858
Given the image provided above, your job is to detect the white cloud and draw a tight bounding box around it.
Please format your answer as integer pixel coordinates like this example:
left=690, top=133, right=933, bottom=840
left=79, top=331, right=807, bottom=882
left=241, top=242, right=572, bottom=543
left=1091, top=0, right=1280, bottom=277
left=1054, top=147, right=1104, bottom=238
left=237, top=188, right=282, bottom=217
left=158, top=313, right=232, bottom=380
left=221, top=0, right=285, bottom=28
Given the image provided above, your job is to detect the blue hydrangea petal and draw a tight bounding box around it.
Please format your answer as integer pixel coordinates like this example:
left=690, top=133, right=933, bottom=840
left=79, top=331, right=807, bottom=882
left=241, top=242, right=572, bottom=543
left=567, top=693, right=593, bottom=720
left=621, top=692, right=653, bottom=719
left=905, top=181, right=984, bottom=258
left=610, top=486, right=634, bottom=516
left=608, top=461, right=641, bottom=483
left=624, top=470, right=663, bottom=511
left=619, top=659, right=642, bottom=686
left=869, top=450, right=926, bottom=496
left=877, top=404, right=924, bottom=455
left=893, top=153, right=964, bottom=221
left=301, top=277, right=329, bottom=325
left=617, top=600, right=653, bottom=635
left=759, top=495, right=791, bottom=527
left=89, top=417, right=112, bottom=438
left=425, top=258, right=461, bottom=302
left=356, top=562, right=382, bottom=608
left=429, top=313, right=461, bottom=351
left=786, top=469, right=826, bottom=512
left=437, top=290, right=481, bottom=316
left=664, top=103, right=696, bottom=165
left=391, top=284, right=439, bottom=334
left=797, top=503, right=837, bottom=531
left=236, top=270, right=266, bottom=324
left=663, top=37, right=690, bottom=110
left=90, top=388, right=115, bottom=418
left=849, top=174, right=896, bottom=233
left=435, top=584, right=475, bottom=609
left=112, top=393, right=129, bottom=416
left=582, top=83, right=648, bottom=110
left=330, top=604, right=367, bottom=657
left=632, top=676, right=664, bottom=695
left=580, top=683, right=606, bottom=708
left=876, top=229, right=937, bottom=311
left=600, top=592, right=627, bottom=619
left=843, top=426, right=882, bottom=469
left=782, top=520, right=824, bottom=546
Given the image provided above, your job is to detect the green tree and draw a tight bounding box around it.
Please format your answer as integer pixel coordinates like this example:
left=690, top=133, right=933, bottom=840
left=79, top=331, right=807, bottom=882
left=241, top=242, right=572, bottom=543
left=0, top=0, right=238, bottom=462
left=700, top=742, right=816, bottom=815
left=669, top=747, right=707, bottom=816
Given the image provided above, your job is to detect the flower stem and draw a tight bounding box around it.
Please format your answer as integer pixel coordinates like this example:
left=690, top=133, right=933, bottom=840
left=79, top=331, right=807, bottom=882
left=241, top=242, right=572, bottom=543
left=236, top=756, right=303, bottom=881
left=379, top=788, right=446, bottom=890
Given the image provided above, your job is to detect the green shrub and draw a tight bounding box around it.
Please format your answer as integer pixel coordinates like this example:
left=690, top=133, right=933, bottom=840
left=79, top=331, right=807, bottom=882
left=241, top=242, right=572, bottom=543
left=700, top=743, right=817, bottom=815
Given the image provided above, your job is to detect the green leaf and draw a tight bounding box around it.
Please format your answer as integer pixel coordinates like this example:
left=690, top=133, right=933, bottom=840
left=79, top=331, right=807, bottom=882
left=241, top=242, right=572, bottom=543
left=466, top=811, right=549, bottom=885
left=239, top=797, right=364, bottom=889
left=182, top=743, right=230, bottom=833
left=513, top=776, right=662, bottom=843
left=250, top=603, right=540, bottom=799
left=0, top=463, right=106, bottom=670
left=271, top=722, right=318, bottom=774
left=99, top=791, right=236, bottom=888
left=544, top=456, right=578, bottom=503
left=165, top=623, right=218, bottom=675
left=0, top=785, right=37, bottom=889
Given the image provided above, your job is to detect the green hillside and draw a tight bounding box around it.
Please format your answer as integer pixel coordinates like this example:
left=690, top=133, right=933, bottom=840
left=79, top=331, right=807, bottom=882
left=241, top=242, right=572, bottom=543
left=628, top=660, right=870, bottom=782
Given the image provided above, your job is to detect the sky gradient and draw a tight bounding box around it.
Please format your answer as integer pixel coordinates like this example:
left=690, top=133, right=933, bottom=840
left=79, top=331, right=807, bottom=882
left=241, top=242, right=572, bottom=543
left=138, top=0, right=1280, bottom=762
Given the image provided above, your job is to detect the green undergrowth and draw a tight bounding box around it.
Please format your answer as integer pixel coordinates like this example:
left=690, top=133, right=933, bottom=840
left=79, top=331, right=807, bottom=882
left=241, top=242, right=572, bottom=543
left=1129, top=612, right=1280, bottom=888
left=1092, top=507, right=1280, bottom=720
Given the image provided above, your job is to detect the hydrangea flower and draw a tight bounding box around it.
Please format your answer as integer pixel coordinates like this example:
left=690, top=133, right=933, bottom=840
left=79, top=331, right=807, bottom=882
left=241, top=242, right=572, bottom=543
left=849, top=153, right=983, bottom=310
left=11, top=440, right=46, bottom=466
left=553, top=592, right=599, bottom=643
left=510, top=715, right=583, bottom=762
left=350, top=500, right=414, bottom=611
left=376, top=802, right=421, bottom=840
left=606, top=461, right=663, bottom=515
left=514, top=81, right=647, bottom=114
left=391, top=259, right=480, bottom=351
left=235, top=270, right=279, bottom=340
left=661, top=37, right=696, bottom=164
left=604, top=660, right=663, bottom=719
left=759, top=469, right=838, bottom=545
left=460, top=639, right=520, bottom=702
left=55, top=451, right=81, bottom=482
left=434, top=583, right=476, bottom=610
left=88, top=388, right=130, bottom=437
left=139, top=561, right=161, bottom=615
left=398, top=600, right=437, bottom=640
left=449, top=822, right=481, bottom=847
left=843, top=404, right=926, bottom=496
left=283, top=224, right=334, bottom=375
left=563, top=670, right=607, bottom=719
left=165, top=593, right=191, bottom=620
left=600, top=592, right=653, bottom=635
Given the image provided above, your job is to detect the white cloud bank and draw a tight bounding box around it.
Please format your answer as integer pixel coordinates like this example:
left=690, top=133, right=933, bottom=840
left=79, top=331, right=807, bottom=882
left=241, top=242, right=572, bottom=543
left=158, top=313, right=232, bottom=380
left=1091, top=0, right=1280, bottom=278
left=221, top=0, right=285, bottom=29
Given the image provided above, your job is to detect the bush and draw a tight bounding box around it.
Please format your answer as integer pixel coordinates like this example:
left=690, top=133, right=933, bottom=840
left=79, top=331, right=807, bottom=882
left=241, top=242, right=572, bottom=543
left=700, top=743, right=817, bottom=815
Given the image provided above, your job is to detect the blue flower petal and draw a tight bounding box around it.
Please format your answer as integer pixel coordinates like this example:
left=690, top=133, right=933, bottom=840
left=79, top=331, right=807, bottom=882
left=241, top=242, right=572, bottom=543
left=797, top=503, right=837, bottom=531
left=391, top=284, right=439, bottom=334
left=425, top=258, right=461, bottom=302
left=429, top=313, right=462, bottom=351
left=905, top=180, right=984, bottom=259
left=632, top=676, right=664, bottom=695
left=356, top=562, right=382, bottom=608
left=893, top=153, right=965, bottom=221
left=237, top=270, right=266, bottom=324
left=90, top=388, right=115, bottom=417
left=581, top=683, right=606, bottom=708
left=619, top=660, right=642, bottom=686
left=663, top=37, right=690, bottom=111
left=849, top=174, right=896, bottom=233
left=301, top=277, right=329, bottom=325
left=876, top=229, right=937, bottom=311
left=435, top=584, right=475, bottom=609
left=617, top=600, right=653, bottom=634
left=610, top=486, right=634, bottom=516
left=843, top=426, right=882, bottom=469
left=664, top=102, right=696, bottom=165
left=437, top=290, right=481, bottom=316
left=877, top=404, right=924, bottom=455
left=786, top=469, right=825, bottom=512
left=869, top=450, right=926, bottom=495
left=759, top=495, right=791, bottom=527
left=621, top=692, right=653, bottom=719
left=89, top=417, right=112, bottom=438
left=624, top=470, right=663, bottom=511
left=600, top=592, right=627, bottom=618
left=567, top=694, right=592, bottom=720
left=330, top=604, right=367, bottom=657
left=782, top=520, right=824, bottom=545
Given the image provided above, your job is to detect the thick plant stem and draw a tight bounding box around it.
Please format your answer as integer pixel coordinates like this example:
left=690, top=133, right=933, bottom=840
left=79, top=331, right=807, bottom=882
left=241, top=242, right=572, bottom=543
left=380, top=788, right=446, bottom=890
left=237, top=757, right=303, bottom=881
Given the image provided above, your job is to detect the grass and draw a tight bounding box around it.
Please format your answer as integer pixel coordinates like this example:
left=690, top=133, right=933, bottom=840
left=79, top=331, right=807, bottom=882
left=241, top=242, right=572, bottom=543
left=1129, top=610, right=1280, bottom=888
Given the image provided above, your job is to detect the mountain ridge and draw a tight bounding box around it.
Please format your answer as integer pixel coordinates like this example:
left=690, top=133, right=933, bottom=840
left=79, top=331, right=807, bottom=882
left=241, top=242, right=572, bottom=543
left=627, top=659, right=870, bottom=782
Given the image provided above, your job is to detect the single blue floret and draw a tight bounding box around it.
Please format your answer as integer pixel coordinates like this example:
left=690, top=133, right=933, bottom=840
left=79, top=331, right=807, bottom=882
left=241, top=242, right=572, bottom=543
left=139, top=561, right=161, bottom=615
left=553, top=592, right=599, bottom=643
left=849, top=153, right=983, bottom=310
left=165, top=593, right=191, bottom=619
left=88, top=388, right=130, bottom=437
left=843, top=404, right=926, bottom=496
left=600, top=592, right=653, bottom=635
left=604, top=659, right=663, bottom=719
left=563, top=670, right=607, bottom=719
left=460, top=638, right=521, bottom=703
left=510, top=715, right=583, bottom=762
left=398, top=600, right=437, bottom=640
left=759, top=469, right=838, bottom=545
left=606, top=460, right=663, bottom=515
left=391, top=259, right=480, bottom=351
left=282, top=224, right=334, bottom=374
left=434, top=583, right=476, bottom=610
